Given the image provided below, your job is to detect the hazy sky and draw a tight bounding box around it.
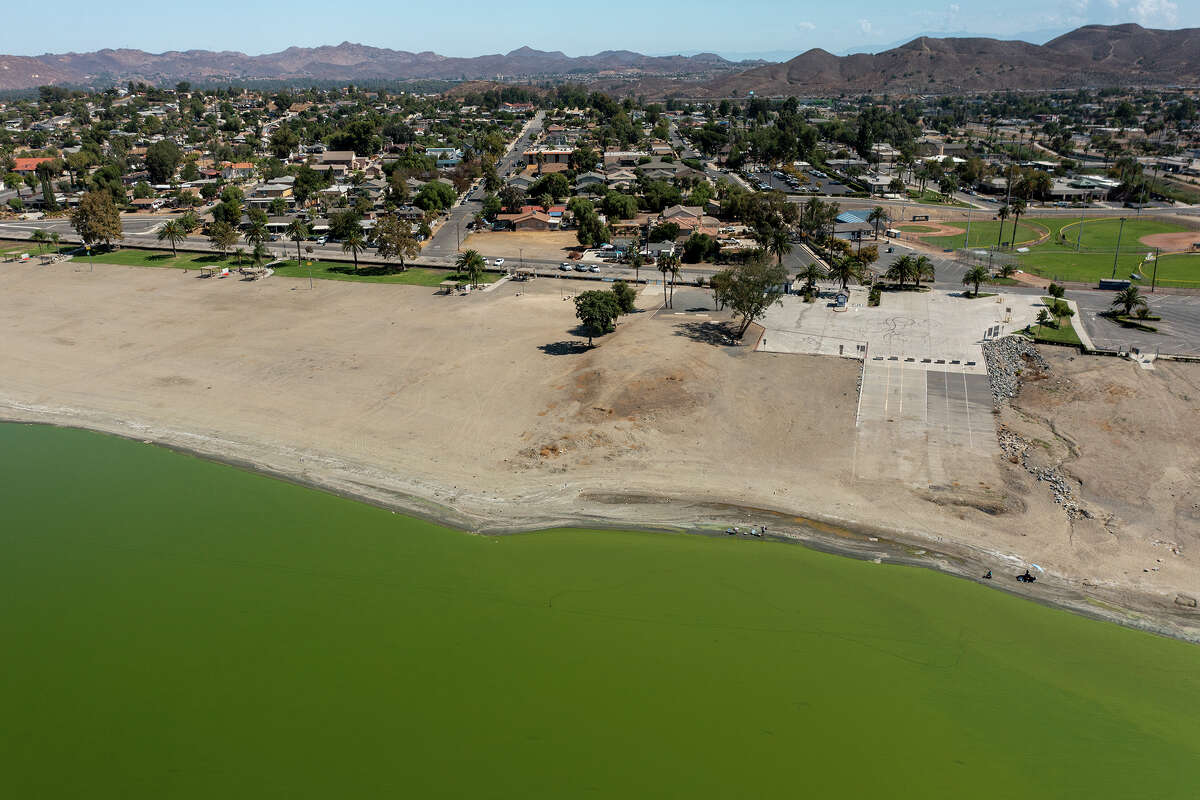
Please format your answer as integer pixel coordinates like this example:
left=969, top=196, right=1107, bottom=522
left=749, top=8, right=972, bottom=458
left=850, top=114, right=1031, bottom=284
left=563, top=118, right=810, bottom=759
left=3, top=0, right=1194, bottom=59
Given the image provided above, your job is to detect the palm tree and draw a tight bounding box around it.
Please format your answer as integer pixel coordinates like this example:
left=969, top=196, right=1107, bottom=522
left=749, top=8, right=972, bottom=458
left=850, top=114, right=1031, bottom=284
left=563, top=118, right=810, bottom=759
left=630, top=250, right=643, bottom=284
left=286, top=218, right=309, bottom=265
left=49, top=231, right=60, bottom=254
left=30, top=229, right=47, bottom=253
left=157, top=219, right=185, bottom=258
left=826, top=255, right=864, bottom=292
left=884, top=254, right=914, bottom=288
left=656, top=252, right=681, bottom=308
left=798, top=263, right=825, bottom=295
left=341, top=226, right=366, bottom=271
left=912, top=255, right=934, bottom=288
left=766, top=228, right=792, bottom=266
left=244, top=220, right=269, bottom=248
left=251, top=242, right=269, bottom=268
left=1111, top=285, right=1147, bottom=317
left=233, top=247, right=246, bottom=266
left=867, top=206, right=887, bottom=240
left=1009, top=198, right=1027, bottom=247
left=995, top=205, right=1009, bottom=248
left=962, top=265, right=990, bottom=297
left=998, top=263, right=1017, bottom=279
left=455, top=249, right=486, bottom=288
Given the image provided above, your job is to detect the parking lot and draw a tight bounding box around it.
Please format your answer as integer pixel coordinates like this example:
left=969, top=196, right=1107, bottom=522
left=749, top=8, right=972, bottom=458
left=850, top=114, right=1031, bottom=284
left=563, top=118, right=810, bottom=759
left=853, top=359, right=995, bottom=484
left=1074, top=290, right=1200, bottom=355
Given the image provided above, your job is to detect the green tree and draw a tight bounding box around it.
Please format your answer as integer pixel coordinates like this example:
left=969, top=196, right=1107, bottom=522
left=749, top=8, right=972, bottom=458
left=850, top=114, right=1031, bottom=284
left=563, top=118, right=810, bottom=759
left=911, top=254, right=934, bottom=287
left=71, top=190, right=124, bottom=248
left=413, top=181, right=457, bottom=212
left=868, top=206, right=887, bottom=239
left=826, top=255, right=865, bottom=292
left=611, top=281, right=637, bottom=314
left=995, top=204, right=1009, bottom=248
left=341, top=226, right=366, bottom=271
left=574, top=289, right=623, bottom=346
left=962, top=265, right=989, bottom=297
left=884, top=254, right=915, bottom=288
left=455, top=249, right=486, bottom=288
left=208, top=220, right=238, bottom=258
left=244, top=218, right=269, bottom=248
left=657, top=252, right=681, bottom=308
left=1111, top=286, right=1147, bottom=317
left=157, top=219, right=185, bottom=258
left=145, top=139, right=182, bottom=184
left=30, top=229, right=48, bottom=253
left=373, top=215, right=420, bottom=272
left=765, top=228, right=792, bottom=266
left=1009, top=198, right=1027, bottom=247
left=725, top=256, right=789, bottom=337
left=286, top=218, right=310, bottom=265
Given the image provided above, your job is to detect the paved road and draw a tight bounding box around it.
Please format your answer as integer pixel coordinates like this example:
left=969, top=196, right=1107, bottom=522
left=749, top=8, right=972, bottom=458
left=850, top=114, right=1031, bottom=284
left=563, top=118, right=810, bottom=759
left=424, top=110, right=545, bottom=262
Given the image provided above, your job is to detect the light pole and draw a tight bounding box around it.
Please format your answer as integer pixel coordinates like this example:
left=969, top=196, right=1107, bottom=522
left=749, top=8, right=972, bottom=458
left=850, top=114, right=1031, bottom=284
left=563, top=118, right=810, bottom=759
left=1110, top=217, right=1126, bottom=279
left=1074, top=205, right=1085, bottom=251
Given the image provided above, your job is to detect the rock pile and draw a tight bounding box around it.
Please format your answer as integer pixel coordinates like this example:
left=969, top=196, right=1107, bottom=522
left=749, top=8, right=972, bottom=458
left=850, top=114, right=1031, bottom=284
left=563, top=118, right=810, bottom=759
left=997, top=425, right=1086, bottom=519
left=982, top=336, right=1048, bottom=406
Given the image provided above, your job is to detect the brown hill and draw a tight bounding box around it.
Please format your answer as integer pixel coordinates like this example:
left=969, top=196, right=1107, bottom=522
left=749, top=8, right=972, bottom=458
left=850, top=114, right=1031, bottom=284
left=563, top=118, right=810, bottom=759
left=703, top=24, right=1200, bottom=97
left=0, top=43, right=757, bottom=91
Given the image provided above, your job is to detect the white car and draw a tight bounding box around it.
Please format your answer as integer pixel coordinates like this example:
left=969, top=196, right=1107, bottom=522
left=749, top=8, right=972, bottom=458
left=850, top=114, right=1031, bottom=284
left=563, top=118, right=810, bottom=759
left=588, top=265, right=600, bottom=273
left=494, top=258, right=505, bottom=267
left=559, top=262, right=572, bottom=271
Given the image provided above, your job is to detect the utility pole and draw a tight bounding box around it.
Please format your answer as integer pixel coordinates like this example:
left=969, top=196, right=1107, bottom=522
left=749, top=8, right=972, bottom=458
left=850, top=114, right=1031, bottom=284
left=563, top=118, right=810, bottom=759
left=1074, top=206, right=1085, bottom=251
left=963, top=208, right=972, bottom=250
left=1110, top=216, right=1126, bottom=279
left=1150, top=247, right=1159, bottom=293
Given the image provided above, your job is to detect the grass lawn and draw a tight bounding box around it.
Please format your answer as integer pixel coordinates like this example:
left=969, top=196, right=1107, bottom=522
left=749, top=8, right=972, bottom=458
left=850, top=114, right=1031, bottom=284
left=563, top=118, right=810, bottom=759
left=87, top=248, right=243, bottom=270
left=272, top=259, right=498, bottom=286
left=1029, top=296, right=1082, bottom=346
left=83, top=248, right=500, bottom=286
left=924, top=218, right=1048, bottom=250
left=1016, top=217, right=1200, bottom=287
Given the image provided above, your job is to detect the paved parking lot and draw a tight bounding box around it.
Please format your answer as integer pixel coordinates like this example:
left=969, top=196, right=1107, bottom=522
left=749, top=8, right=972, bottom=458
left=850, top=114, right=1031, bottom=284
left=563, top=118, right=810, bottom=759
left=1074, top=290, right=1200, bottom=355
left=758, top=289, right=1042, bottom=368
left=854, top=359, right=995, bottom=484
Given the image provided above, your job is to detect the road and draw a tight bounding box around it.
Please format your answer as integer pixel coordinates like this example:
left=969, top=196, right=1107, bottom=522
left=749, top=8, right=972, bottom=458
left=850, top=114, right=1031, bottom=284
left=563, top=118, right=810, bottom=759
left=423, top=110, right=546, bottom=262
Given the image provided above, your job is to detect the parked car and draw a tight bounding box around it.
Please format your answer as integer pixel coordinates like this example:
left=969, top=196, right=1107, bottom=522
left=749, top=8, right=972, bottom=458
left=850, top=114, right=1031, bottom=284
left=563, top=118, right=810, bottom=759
left=574, top=264, right=588, bottom=272
left=589, top=264, right=600, bottom=273
left=494, top=258, right=505, bottom=267
left=559, top=262, right=572, bottom=271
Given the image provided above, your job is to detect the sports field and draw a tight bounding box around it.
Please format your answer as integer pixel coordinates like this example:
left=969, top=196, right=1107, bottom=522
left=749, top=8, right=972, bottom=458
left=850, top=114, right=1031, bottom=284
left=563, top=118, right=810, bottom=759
left=3, top=423, right=1199, bottom=799
left=1017, top=217, right=1200, bottom=287
left=923, top=219, right=1047, bottom=250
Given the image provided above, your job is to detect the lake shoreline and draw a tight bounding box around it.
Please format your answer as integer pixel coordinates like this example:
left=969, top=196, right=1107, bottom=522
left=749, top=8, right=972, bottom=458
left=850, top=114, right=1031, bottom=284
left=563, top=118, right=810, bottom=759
left=4, top=405, right=1197, bottom=646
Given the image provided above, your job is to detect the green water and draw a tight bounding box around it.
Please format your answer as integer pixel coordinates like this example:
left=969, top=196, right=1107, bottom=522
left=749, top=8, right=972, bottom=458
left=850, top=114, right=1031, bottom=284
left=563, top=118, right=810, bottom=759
left=1, top=423, right=1197, bottom=798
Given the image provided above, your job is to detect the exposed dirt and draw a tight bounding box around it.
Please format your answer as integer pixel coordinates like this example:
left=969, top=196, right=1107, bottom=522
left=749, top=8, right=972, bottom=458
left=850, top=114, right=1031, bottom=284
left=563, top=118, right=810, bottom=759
left=1140, top=232, right=1200, bottom=253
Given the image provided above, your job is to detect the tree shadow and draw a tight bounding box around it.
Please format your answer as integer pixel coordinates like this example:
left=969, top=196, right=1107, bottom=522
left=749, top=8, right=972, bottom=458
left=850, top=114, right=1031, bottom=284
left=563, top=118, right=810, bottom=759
left=538, top=340, right=591, bottom=355
left=193, top=254, right=226, bottom=264
left=674, top=319, right=737, bottom=346
left=145, top=253, right=172, bottom=262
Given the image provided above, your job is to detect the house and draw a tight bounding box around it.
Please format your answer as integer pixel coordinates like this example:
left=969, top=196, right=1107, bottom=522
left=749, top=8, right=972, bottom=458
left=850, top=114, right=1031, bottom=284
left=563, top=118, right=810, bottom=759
left=426, top=147, right=463, bottom=167
left=604, top=150, right=644, bottom=168
left=501, top=102, right=535, bottom=113
left=221, top=162, right=255, bottom=180
left=12, top=157, right=54, bottom=174
left=320, top=151, right=357, bottom=168
left=508, top=174, right=536, bottom=191
left=575, top=171, right=606, bottom=191
left=523, top=148, right=572, bottom=165
left=496, top=211, right=555, bottom=231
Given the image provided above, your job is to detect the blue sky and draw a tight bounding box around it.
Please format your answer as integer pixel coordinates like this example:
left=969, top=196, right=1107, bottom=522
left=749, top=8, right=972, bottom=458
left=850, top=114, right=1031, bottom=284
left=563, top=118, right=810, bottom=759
left=3, top=0, right=1194, bottom=59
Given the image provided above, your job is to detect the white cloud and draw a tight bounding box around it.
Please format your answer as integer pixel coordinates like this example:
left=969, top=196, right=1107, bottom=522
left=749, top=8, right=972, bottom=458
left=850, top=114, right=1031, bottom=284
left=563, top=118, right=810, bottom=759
left=858, top=19, right=874, bottom=35
left=1130, top=0, right=1179, bottom=25
left=795, top=21, right=816, bottom=31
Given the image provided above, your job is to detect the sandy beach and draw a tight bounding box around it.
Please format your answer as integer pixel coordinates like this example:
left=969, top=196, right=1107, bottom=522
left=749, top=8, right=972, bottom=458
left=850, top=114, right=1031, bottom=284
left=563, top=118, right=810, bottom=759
left=1, top=258, right=1197, bottom=640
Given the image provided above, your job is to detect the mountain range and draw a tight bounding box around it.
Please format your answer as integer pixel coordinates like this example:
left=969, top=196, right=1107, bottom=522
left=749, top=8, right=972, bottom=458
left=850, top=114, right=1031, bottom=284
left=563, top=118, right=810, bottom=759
left=699, top=24, right=1200, bottom=96
left=0, top=44, right=756, bottom=91
left=1, top=24, right=1197, bottom=95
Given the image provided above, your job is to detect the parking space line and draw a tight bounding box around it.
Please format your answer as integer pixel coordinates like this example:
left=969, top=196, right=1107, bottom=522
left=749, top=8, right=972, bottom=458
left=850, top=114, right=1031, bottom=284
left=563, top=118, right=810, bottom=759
left=961, top=369, right=973, bottom=450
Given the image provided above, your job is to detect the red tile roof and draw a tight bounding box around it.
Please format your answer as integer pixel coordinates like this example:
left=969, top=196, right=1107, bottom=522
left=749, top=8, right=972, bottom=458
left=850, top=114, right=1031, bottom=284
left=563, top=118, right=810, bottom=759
left=13, top=157, right=53, bottom=172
